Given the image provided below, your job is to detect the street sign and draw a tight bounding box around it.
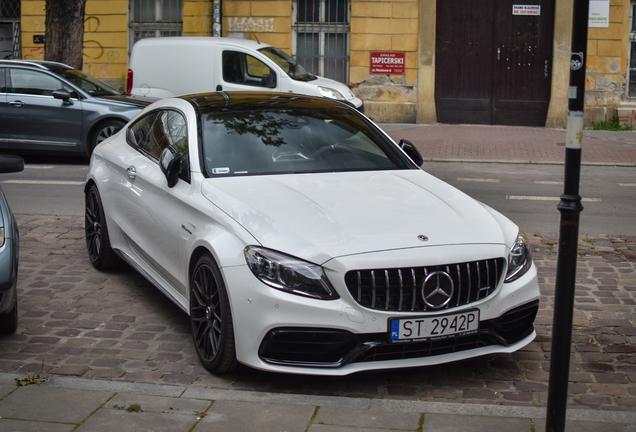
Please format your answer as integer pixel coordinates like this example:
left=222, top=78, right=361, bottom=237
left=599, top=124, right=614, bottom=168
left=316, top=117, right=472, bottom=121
left=370, top=51, right=405, bottom=75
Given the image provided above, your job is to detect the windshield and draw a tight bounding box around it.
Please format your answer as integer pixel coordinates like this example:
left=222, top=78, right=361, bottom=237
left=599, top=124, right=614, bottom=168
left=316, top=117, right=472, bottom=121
left=54, top=69, right=122, bottom=97
left=258, top=47, right=317, bottom=82
left=201, top=108, right=411, bottom=177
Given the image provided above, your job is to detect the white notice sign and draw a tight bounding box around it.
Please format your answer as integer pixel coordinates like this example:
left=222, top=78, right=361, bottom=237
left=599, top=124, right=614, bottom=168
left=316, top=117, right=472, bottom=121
left=589, top=0, right=609, bottom=28
left=513, top=5, right=541, bottom=16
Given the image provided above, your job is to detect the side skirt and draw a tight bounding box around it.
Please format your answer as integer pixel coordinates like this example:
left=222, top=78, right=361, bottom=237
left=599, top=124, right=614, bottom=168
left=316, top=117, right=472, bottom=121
left=114, top=248, right=189, bottom=314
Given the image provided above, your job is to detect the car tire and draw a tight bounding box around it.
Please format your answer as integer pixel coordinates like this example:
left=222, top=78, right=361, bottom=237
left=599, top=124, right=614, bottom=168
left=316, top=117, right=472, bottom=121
left=89, top=119, right=126, bottom=157
left=190, top=253, right=240, bottom=374
left=85, top=184, right=120, bottom=269
left=0, top=289, right=18, bottom=334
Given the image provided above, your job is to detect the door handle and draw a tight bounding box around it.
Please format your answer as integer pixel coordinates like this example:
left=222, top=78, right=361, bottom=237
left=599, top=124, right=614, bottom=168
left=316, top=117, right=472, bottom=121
left=216, top=85, right=222, bottom=91
left=497, top=48, right=501, bottom=60
left=9, top=100, right=24, bottom=107
left=126, top=166, right=137, bottom=179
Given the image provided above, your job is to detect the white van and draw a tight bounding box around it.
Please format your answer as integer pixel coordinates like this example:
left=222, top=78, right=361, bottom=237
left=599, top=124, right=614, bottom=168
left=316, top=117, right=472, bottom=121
left=127, top=37, right=364, bottom=111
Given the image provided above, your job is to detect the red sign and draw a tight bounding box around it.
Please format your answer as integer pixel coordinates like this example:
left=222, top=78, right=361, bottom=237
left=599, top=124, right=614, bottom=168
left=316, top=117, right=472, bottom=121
left=370, top=51, right=405, bottom=75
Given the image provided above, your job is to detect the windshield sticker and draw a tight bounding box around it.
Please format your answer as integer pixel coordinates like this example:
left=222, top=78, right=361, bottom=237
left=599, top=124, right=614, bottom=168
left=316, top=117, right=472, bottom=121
left=212, top=167, right=231, bottom=174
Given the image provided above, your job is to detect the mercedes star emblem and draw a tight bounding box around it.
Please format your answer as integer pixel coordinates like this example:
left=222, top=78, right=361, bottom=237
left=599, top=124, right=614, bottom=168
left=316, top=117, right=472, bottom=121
left=421, top=271, right=454, bottom=309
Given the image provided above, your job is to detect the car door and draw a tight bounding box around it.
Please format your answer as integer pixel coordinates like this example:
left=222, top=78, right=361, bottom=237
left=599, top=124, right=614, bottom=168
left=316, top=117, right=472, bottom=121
left=116, top=108, right=190, bottom=296
left=4, top=67, right=83, bottom=151
left=217, top=49, right=277, bottom=92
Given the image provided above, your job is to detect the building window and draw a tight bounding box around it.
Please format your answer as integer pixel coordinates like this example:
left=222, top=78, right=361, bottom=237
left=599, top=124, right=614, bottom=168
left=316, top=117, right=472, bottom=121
left=292, top=0, right=350, bottom=83
left=628, top=2, right=636, bottom=100
left=0, top=0, right=20, bottom=59
left=129, top=0, right=183, bottom=45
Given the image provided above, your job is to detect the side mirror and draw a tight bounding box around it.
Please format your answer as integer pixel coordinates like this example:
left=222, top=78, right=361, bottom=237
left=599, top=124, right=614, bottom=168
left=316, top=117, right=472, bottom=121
left=262, top=73, right=276, bottom=88
left=399, top=139, right=424, bottom=167
left=160, top=147, right=181, bottom=188
left=0, top=155, right=25, bottom=174
left=52, top=89, right=74, bottom=105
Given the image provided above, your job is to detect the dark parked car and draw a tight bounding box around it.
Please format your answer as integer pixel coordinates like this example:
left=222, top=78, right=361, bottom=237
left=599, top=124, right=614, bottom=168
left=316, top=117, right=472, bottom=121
left=0, top=60, right=150, bottom=156
left=0, top=155, right=23, bottom=333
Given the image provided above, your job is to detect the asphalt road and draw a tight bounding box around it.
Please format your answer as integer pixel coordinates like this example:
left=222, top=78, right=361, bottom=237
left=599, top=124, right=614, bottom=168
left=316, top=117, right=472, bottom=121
left=422, top=161, right=636, bottom=237
left=1, top=157, right=634, bottom=236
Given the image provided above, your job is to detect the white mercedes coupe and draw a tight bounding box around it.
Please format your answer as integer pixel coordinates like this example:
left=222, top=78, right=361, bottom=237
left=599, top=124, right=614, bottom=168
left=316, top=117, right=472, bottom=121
left=85, top=92, right=539, bottom=375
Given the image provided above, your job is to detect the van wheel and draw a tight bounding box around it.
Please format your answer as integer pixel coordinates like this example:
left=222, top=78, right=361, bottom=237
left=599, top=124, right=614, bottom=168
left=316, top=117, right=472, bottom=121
left=89, top=119, right=126, bottom=156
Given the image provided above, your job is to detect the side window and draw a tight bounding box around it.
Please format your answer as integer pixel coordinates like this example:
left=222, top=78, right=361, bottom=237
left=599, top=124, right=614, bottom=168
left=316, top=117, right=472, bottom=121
left=127, top=109, right=189, bottom=179
left=222, top=51, right=273, bottom=86
left=7, top=69, right=65, bottom=96
left=161, top=110, right=190, bottom=180
left=0, top=68, right=5, bottom=93
left=128, top=111, right=160, bottom=155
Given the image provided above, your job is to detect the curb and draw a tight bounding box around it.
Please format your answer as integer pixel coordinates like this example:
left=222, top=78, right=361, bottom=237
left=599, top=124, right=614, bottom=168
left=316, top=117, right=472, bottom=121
left=3, top=373, right=635, bottom=425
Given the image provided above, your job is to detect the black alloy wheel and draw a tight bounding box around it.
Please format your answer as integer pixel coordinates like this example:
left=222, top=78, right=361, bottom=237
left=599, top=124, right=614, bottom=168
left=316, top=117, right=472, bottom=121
left=85, top=184, right=120, bottom=269
left=190, top=254, right=239, bottom=373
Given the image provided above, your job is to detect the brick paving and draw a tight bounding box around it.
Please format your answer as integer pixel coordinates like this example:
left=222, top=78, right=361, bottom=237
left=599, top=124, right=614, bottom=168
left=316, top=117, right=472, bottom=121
left=0, top=214, right=634, bottom=413
left=385, top=125, right=636, bottom=165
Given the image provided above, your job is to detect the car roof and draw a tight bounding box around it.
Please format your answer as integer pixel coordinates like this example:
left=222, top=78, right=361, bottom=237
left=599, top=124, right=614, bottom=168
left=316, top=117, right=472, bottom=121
left=183, top=92, right=352, bottom=114
left=134, top=36, right=268, bottom=50
left=0, top=59, right=74, bottom=71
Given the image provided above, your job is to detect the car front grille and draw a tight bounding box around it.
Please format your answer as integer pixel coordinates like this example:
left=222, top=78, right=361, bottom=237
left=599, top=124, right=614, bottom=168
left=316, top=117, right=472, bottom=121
left=344, top=258, right=506, bottom=312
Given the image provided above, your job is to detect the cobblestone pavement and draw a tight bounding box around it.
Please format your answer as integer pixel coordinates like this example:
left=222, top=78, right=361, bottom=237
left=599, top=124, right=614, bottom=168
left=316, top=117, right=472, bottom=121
left=1, top=214, right=635, bottom=414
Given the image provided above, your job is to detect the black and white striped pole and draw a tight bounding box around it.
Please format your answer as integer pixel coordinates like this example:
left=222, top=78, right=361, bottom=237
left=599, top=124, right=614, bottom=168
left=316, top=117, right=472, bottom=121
left=545, top=1, right=589, bottom=431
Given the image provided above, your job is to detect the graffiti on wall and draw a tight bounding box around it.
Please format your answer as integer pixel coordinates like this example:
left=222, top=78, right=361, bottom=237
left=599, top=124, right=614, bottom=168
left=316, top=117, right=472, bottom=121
left=83, top=15, right=120, bottom=61
left=23, top=47, right=44, bottom=60
left=228, top=17, right=275, bottom=33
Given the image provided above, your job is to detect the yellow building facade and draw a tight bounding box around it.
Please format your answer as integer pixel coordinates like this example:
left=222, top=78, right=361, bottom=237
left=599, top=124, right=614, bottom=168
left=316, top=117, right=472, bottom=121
left=14, top=0, right=636, bottom=127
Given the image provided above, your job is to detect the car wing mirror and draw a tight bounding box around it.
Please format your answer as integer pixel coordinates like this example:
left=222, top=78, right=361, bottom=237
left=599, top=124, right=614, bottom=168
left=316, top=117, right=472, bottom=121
left=52, top=89, right=74, bottom=105
left=399, top=139, right=424, bottom=167
left=262, top=73, right=276, bottom=88
left=0, top=155, right=25, bottom=174
left=160, top=147, right=181, bottom=188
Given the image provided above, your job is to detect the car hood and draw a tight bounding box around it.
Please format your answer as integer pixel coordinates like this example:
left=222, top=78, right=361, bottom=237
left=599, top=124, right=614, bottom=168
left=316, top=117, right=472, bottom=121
left=92, top=94, right=152, bottom=108
left=201, top=170, right=516, bottom=264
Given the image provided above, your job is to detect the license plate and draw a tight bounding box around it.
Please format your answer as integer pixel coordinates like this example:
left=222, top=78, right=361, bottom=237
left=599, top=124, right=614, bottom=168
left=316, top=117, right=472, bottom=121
left=389, top=309, right=479, bottom=343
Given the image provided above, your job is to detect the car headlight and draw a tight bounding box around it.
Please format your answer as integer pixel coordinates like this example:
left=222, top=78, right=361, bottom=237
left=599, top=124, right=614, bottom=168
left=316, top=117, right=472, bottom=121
left=245, top=246, right=339, bottom=300
left=318, top=86, right=345, bottom=101
left=505, top=232, right=533, bottom=283
left=0, top=227, right=4, bottom=248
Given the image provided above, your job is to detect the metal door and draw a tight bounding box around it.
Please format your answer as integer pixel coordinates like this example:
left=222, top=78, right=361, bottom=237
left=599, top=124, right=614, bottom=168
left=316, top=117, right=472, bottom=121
left=435, top=0, right=554, bottom=126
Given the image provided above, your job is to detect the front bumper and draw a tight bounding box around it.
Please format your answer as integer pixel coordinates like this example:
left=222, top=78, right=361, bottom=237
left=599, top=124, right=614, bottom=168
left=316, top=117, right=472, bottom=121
left=221, top=243, right=540, bottom=375
left=259, top=300, right=538, bottom=368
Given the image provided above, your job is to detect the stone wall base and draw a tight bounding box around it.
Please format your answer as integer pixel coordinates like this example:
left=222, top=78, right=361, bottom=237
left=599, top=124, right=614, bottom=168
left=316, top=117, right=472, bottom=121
left=585, top=106, right=636, bottom=130
left=363, top=101, right=417, bottom=123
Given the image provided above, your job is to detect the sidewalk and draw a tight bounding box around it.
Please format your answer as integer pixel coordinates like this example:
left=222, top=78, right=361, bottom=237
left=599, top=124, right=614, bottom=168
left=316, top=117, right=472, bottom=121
left=0, top=124, right=635, bottom=431
left=379, top=124, right=636, bottom=166
left=1, top=373, right=635, bottom=431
